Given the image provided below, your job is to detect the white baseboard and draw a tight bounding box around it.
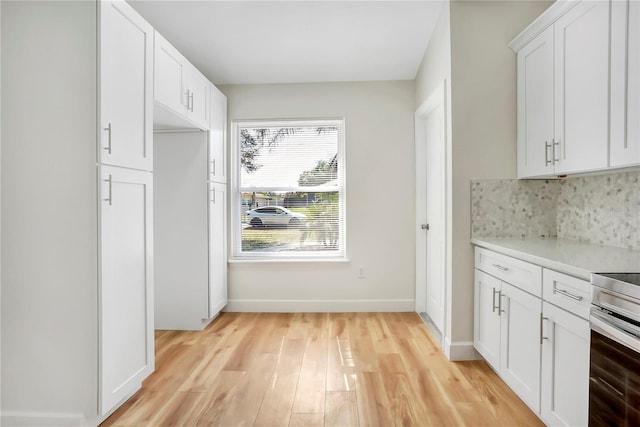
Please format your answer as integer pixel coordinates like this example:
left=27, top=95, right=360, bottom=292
left=225, top=299, right=415, bottom=312
left=1, top=412, right=86, bottom=426
left=443, top=337, right=480, bottom=361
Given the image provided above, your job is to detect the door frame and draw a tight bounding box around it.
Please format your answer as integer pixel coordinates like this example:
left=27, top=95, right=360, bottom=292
left=414, top=80, right=450, bottom=348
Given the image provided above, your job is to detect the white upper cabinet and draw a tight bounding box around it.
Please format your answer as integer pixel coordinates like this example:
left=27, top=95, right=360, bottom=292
left=512, top=0, right=639, bottom=178
left=517, top=27, right=555, bottom=178
left=186, top=66, right=211, bottom=129
left=100, top=0, right=153, bottom=171
left=154, top=30, right=188, bottom=118
left=554, top=1, right=610, bottom=174
left=209, top=85, right=228, bottom=183
left=611, top=0, right=640, bottom=167
left=154, top=30, right=211, bottom=130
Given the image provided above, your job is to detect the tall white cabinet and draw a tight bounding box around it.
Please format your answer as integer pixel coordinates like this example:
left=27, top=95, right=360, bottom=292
left=2, top=1, right=154, bottom=424
left=153, top=34, right=228, bottom=331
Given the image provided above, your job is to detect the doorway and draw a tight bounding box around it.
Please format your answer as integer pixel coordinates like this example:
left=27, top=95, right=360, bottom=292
left=415, top=81, right=448, bottom=346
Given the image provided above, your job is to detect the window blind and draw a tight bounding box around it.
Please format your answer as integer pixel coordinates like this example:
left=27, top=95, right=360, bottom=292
left=234, top=119, right=345, bottom=258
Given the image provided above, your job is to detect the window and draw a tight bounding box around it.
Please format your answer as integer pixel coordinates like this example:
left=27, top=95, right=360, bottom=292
left=232, top=119, right=346, bottom=259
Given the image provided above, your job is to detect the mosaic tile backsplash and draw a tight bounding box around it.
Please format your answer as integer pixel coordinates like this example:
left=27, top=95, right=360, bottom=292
left=471, top=171, right=640, bottom=250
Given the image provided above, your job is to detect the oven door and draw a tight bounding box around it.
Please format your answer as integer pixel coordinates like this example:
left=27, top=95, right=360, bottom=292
left=589, top=311, right=640, bottom=427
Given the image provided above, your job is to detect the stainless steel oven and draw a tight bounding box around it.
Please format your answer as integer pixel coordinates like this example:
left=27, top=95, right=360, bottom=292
left=589, top=273, right=640, bottom=427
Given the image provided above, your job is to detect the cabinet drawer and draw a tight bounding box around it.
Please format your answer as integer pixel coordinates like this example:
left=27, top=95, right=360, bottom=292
left=475, top=248, right=542, bottom=297
left=543, top=269, right=591, bottom=319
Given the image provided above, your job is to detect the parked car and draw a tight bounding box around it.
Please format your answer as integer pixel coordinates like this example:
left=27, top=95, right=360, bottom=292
left=245, top=206, right=306, bottom=228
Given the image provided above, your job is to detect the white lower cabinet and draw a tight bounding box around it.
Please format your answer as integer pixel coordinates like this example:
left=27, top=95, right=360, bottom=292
left=209, top=182, right=228, bottom=317
left=500, top=282, right=542, bottom=413
left=474, top=270, right=502, bottom=370
left=474, top=247, right=590, bottom=426
left=541, top=302, right=590, bottom=427
left=99, top=166, right=154, bottom=414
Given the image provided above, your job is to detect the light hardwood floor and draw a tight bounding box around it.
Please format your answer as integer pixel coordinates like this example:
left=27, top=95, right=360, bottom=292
left=101, top=312, right=543, bottom=426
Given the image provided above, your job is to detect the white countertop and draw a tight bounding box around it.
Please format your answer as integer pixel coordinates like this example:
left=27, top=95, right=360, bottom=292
left=471, top=237, right=640, bottom=280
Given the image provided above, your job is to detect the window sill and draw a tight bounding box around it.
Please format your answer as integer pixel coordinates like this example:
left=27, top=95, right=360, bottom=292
left=228, top=257, right=349, bottom=264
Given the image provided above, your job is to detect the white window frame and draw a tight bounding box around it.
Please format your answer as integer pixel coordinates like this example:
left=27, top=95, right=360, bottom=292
left=230, top=118, right=347, bottom=260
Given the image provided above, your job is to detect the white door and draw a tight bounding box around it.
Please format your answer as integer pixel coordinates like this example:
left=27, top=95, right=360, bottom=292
left=554, top=0, right=610, bottom=174
left=541, top=302, right=590, bottom=427
left=99, top=166, right=154, bottom=415
left=100, top=0, right=153, bottom=171
left=500, top=282, right=542, bottom=413
left=209, top=182, right=228, bottom=317
left=424, top=97, right=446, bottom=334
left=415, top=82, right=447, bottom=339
left=473, top=270, right=501, bottom=370
left=516, top=26, right=554, bottom=178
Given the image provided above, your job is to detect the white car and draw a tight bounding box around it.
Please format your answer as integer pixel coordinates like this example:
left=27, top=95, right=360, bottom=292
left=245, top=206, right=306, bottom=228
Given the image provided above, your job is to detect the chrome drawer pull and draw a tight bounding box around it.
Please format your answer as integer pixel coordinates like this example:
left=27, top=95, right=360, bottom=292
left=492, top=264, right=509, bottom=272
left=492, top=288, right=499, bottom=313
left=553, top=288, right=583, bottom=301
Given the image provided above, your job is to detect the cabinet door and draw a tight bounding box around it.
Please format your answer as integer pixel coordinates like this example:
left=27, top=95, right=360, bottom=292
left=611, top=0, right=640, bottom=167
left=500, top=282, right=542, bottom=413
left=517, top=26, right=555, bottom=178
left=154, top=30, right=188, bottom=117
left=541, top=302, right=590, bottom=427
left=209, top=182, right=228, bottom=317
left=554, top=0, right=610, bottom=174
left=99, top=166, right=154, bottom=415
left=209, top=86, right=227, bottom=183
left=100, top=0, right=153, bottom=171
left=474, top=270, right=501, bottom=370
left=186, top=68, right=211, bottom=130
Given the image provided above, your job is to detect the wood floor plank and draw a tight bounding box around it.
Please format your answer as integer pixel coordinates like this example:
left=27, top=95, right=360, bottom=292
left=291, top=331, right=329, bottom=414
left=355, top=371, right=394, bottom=427
left=101, top=312, right=542, bottom=427
left=288, top=413, right=324, bottom=427
left=216, top=353, right=279, bottom=427
left=253, top=338, right=306, bottom=427
left=325, top=391, right=359, bottom=427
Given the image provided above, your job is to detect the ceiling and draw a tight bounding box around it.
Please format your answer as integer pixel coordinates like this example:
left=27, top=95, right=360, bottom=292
left=129, top=1, right=445, bottom=85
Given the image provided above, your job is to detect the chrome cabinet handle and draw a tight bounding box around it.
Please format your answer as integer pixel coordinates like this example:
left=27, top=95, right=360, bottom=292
left=545, top=141, right=552, bottom=166
left=553, top=287, right=583, bottom=301
left=492, top=288, right=499, bottom=313
left=498, top=291, right=505, bottom=316
left=104, top=174, right=112, bottom=206
left=104, top=123, right=112, bottom=154
left=211, top=159, right=216, bottom=176
left=211, top=187, right=216, bottom=204
left=540, top=314, right=549, bottom=344
left=553, top=139, right=560, bottom=164
left=189, top=91, right=194, bottom=112
left=492, top=264, right=509, bottom=272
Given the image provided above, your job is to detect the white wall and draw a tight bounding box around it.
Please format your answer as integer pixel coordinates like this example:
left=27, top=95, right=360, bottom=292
left=1, top=1, right=98, bottom=420
left=415, top=0, right=552, bottom=357
left=219, top=81, right=416, bottom=312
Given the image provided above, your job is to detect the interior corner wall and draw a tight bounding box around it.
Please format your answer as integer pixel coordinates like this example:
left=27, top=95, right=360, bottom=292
left=413, top=1, right=455, bottom=350
left=219, top=81, right=416, bottom=312
left=446, top=0, right=553, bottom=349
